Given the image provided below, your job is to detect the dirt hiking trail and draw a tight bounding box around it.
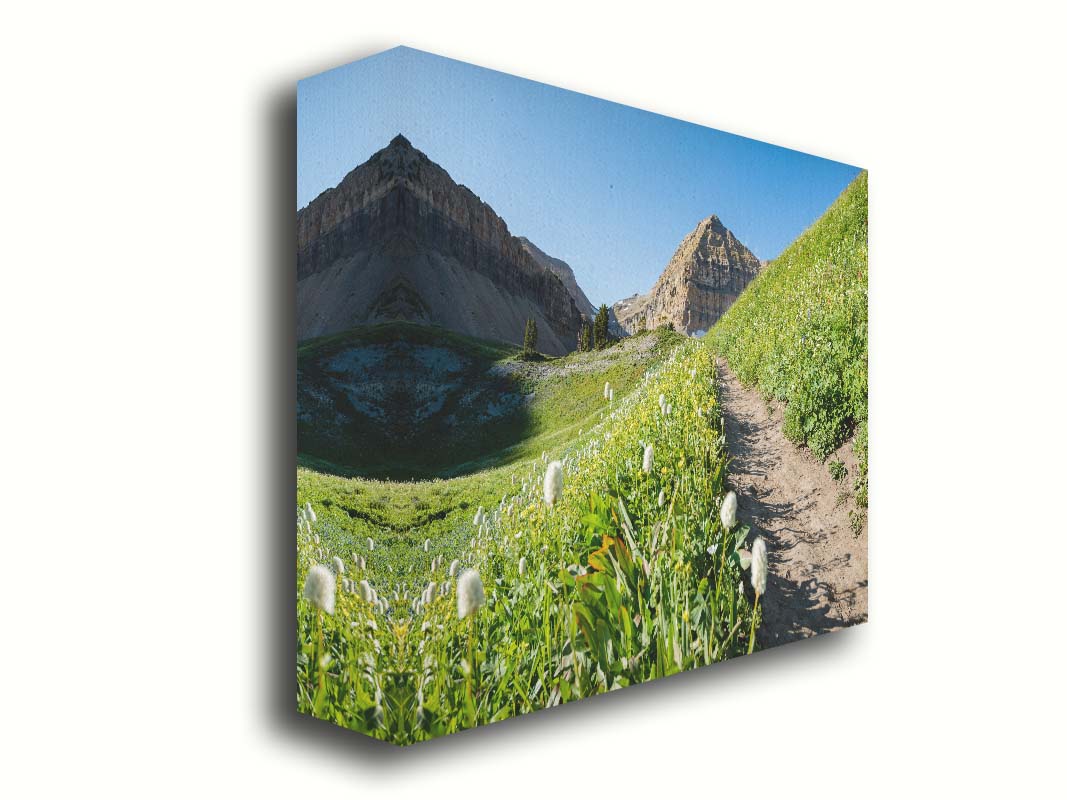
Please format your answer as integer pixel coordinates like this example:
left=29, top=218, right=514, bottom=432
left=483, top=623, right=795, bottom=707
left=716, top=360, right=868, bottom=647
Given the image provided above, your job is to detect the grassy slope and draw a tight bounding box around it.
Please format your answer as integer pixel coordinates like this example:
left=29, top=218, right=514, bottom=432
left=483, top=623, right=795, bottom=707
left=297, top=339, right=758, bottom=742
left=299, top=322, right=681, bottom=479
left=298, top=327, right=685, bottom=585
left=710, top=171, right=868, bottom=504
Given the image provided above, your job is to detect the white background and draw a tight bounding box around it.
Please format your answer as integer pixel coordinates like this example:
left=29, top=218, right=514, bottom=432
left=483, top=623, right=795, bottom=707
left=3, top=1, right=1065, bottom=796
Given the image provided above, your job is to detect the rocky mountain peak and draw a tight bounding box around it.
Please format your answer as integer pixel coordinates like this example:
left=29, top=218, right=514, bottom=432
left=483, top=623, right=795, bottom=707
left=611, top=215, right=760, bottom=335
left=296, top=137, right=585, bottom=354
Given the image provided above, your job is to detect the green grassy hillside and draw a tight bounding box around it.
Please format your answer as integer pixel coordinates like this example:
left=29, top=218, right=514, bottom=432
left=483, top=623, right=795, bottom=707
left=298, top=326, right=686, bottom=588
left=710, top=171, right=868, bottom=504
left=299, top=322, right=682, bottom=480
left=297, top=336, right=762, bottom=743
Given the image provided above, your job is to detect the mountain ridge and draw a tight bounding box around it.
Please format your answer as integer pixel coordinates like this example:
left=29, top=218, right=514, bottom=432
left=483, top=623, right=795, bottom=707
left=296, top=135, right=584, bottom=355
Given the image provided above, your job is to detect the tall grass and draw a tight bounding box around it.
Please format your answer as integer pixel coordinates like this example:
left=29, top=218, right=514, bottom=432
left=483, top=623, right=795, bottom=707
left=296, top=340, right=761, bottom=743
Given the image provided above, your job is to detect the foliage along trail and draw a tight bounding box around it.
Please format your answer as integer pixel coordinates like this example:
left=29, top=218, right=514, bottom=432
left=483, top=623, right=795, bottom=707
left=717, top=360, right=868, bottom=644
left=297, top=340, right=765, bottom=744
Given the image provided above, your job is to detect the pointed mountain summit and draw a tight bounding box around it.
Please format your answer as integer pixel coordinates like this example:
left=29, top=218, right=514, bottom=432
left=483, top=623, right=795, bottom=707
left=297, top=136, right=585, bottom=354
left=612, top=214, right=761, bottom=335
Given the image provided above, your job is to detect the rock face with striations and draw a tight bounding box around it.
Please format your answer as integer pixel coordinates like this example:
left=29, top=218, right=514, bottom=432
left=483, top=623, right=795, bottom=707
left=297, top=135, right=584, bottom=355
left=611, top=215, right=761, bottom=336
left=517, top=237, right=596, bottom=319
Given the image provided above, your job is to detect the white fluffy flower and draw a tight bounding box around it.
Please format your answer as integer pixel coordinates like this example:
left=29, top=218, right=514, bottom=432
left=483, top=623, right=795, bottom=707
left=751, top=537, right=768, bottom=596
left=424, top=581, right=438, bottom=604
left=359, top=580, right=373, bottom=603
left=609, top=388, right=614, bottom=402
left=423, top=538, right=430, bottom=553
left=457, top=569, right=485, bottom=619
left=303, top=565, right=335, bottom=614
left=332, top=556, right=344, bottom=575
left=367, top=537, right=375, bottom=551
left=604, top=381, right=611, bottom=399
left=720, top=490, right=738, bottom=530
left=473, top=506, right=484, bottom=526
left=658, top=489, right=666, bottom=508
left=518, top=556, right=527, bottom=577
left=643, top=444, right=654, bottom=473
left=449, top=558, right=461, bottom=578
left=304, top=502, right=317, bottom=524
left=544, top=460, right=564, bottom=507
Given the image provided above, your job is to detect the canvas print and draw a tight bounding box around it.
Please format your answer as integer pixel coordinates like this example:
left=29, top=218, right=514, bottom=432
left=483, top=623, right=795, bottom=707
left=296, top=47, right=868, bottom=744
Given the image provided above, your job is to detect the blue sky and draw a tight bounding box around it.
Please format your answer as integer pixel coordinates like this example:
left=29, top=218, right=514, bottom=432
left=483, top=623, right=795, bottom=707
left=298, top=47, right=862, bottom=307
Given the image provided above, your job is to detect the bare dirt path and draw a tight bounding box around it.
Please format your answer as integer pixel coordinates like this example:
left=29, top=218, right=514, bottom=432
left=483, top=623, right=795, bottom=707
left=716, top=360, right=868, bottom=646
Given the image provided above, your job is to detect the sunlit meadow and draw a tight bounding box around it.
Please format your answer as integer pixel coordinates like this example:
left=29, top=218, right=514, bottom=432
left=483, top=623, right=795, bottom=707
left=296, top=340, right=764, bottom=743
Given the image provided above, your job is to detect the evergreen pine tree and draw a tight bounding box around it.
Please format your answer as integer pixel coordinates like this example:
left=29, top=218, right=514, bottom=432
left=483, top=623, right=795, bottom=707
left=578, top=321, right=591, bottom=352
left=593, top=304, right=609, bottom=350
left=523, top=318, right=538, bottom=358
